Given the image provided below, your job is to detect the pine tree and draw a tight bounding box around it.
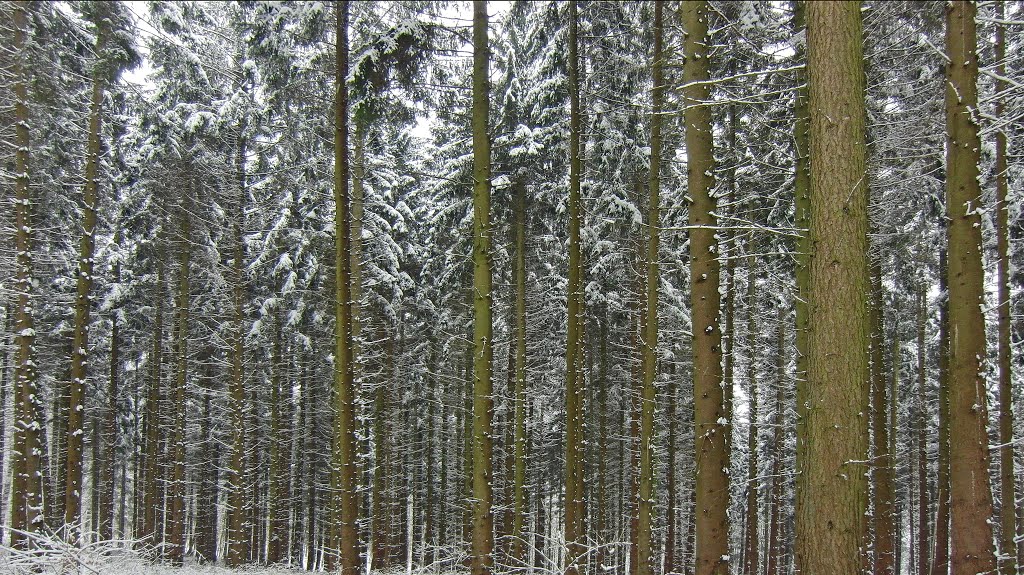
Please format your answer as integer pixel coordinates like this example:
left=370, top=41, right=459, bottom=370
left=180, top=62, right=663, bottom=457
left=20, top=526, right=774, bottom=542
left=470, top=3, right=495, bottom=574
left=796, top=4, right=870, bottom=575
left=944, top=3, right=997, bottom=574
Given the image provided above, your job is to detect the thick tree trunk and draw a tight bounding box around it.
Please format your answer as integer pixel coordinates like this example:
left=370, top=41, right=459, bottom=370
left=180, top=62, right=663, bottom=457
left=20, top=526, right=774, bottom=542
left=683, top=2, right=728, bottom=575
left=944, top=3, right=997, bottom=574
left=471, top=3, right=495, bottom=574
left=796, top=4, right=870, bottom=575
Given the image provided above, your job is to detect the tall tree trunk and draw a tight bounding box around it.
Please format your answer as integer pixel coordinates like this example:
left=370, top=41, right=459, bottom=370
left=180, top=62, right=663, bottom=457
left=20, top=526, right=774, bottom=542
left=331, top=3, right=359, bottom=573
left=141, top=254, right=165, bottom=546
left=791, top=1, right=812, bottom=568
left=765, top=310, right=785, bottom=575
left=227, top=136, right=249, bottom=567
left=510, top=181, right=529, bottom=568
left=741, top=260, right=759, bottom=575
left=564, top=2, right=586, bottom=573
left=683, top=2, right=728, bottom=574
left=101, top=228, right=122, bottom=541
left=944, top=3, right=997, bottom=574
left=637, top=4, right=664, bottom=575
left=268, top=314, right=287, bottom=564
left=993, top=4, right=1017, bottom=572
left=166, top=186, right=192, bottom=565
left=664, top=363, right=678, bottom=575
left=931, top=230, right=950, bottom=575
left=797, top=4, right=870, bottom=575
left=10, top=3, right=43, bottom=548
left=915, top=289, right=930, bottom=575
left=196, top=358, right=217, bottom=562
left=65, top=17, right=109, bottom=531
left=471, top=3, right=495, bottom=574
left=871, top=258, right=894, bottom=575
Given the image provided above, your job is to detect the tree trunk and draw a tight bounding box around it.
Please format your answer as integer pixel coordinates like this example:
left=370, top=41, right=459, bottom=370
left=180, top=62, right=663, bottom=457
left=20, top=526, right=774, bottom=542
left=931, top=231, right=950, bottom=575
left=101, top=228, right=122, bottom=541
left=637, top=4, right=664, bottom=575
left=141, top=254, right=165, bottom=547
left=944, top=3, right=997, bottom=574
left=9, top=2, right=44, bottom=549
left=683, top=2, right=728, bottom=574
left=564, top=1, right=586, bottom=573
left=510, top=181, right=529, bottom=568
left=65, top=17, right=108, bottom=531
left=993, top=4, right=1017, bottom=572
left=741, top=260, right=759, bottom=575
left=791, top=2, right=811, bottom=568
left=471, top=3, right=495, bottom=574
left=797, top=4, right=870, bottom=575
left=871, top=258, right=894, bottom=575
left=915, top=289, right=930, bottom=575
left=166, top=185, right=192, bottom=565
left=331, top=2, right=359, bottom=573
left=227, top=135, right=249, bottom=567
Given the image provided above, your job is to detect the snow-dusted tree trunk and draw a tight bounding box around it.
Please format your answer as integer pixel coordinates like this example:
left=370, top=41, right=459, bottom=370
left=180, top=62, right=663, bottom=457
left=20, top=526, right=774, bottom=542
left=944, top=3, right=997, bottom=574
left=470, top=3, right=495, bottom=574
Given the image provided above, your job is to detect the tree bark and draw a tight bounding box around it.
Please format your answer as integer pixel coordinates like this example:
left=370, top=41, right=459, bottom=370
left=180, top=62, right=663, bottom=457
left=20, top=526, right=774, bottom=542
left=683, top=2, right=728, bottom=574
left=993, top=3, right=1017, bottom=572
left=332, top=2, right=360, bottom=573
left=10, top=2, right=44, bottom=548
left=944, top=3, right=997, bottom=574
left=470, top=4, right=495, bottom=574
left=65, top=15, right=108, bottom=531
left=637, top=3, right=665, bottom=575
left=564, top=1, right=586, bottom=573
left=797, top=4, right=870, bottom=575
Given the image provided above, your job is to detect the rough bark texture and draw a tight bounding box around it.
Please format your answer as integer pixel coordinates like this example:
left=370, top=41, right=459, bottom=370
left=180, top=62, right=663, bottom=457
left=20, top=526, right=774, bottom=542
left=637, top=4, right=664, bottom=575
left=797, top=4, right=870, bottom=575
left=332, top=2, right=360, bottom=573
left=471, top=3, right=495, bottom=574
left=684, top=3, right=728, bottom=575
left=944, top=3, right=997, bottom=574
